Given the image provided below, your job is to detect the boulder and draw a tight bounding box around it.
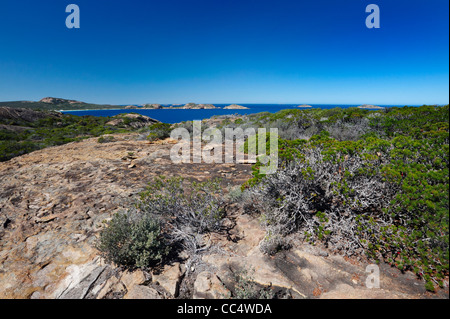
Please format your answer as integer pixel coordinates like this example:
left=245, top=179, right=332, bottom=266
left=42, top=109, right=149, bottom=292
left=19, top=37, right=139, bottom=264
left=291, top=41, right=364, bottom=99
left=152, top=262, right=185, bottom=297
left=121, top=270, right=148, bottom=290
left=193, top=271, right=230, bottom=299
left=123, top=285, right=161, bottom=299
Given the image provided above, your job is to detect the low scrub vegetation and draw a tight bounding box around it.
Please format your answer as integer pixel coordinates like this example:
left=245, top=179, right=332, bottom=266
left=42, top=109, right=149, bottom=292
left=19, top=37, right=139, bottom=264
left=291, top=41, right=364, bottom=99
left=0, top=113, right=132, bottom=161
left=243, top=105, right=449, bottom=291
left=96, top=211, right=169, bottom=268
left=94, top=105, right=448, bottom=292
left=97, top=176, right=226, bottom=269
left=231, top=267, right=273, bottom=299
left=146, top=123, right=172, bottom=141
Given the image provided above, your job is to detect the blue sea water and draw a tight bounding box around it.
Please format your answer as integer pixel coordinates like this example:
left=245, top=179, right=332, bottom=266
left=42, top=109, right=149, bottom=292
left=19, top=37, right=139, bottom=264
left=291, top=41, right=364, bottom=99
left=61, top=104, right=402, bottom=124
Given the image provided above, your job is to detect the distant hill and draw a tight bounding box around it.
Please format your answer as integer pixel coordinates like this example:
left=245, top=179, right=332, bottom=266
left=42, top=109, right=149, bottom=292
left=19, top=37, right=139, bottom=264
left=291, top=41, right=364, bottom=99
left=0, top=97, right=122, bottom=111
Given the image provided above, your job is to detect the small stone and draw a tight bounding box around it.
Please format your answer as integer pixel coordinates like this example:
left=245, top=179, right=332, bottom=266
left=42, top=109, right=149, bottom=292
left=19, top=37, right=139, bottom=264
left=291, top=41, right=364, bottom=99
left=193, top=271, right=230, bottom=299
left=121, top=270, right=147, bottom=291
left=96, top=276, right=119, bottom=299
left=152, top=262, right=185, bottom=298
left=123, top=285, right=161, bottom=299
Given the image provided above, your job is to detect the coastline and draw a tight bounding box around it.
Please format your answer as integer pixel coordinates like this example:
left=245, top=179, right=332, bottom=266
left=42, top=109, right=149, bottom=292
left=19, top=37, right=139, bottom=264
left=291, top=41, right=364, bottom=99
left=59, top=108, right=132, bottom=112
left=59, top=107, right=224, bottom=112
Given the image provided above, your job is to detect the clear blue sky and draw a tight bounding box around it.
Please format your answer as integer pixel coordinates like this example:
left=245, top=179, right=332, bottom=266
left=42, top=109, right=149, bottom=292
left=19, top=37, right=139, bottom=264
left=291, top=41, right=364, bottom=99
left=0, top=0, right=448, bottom=105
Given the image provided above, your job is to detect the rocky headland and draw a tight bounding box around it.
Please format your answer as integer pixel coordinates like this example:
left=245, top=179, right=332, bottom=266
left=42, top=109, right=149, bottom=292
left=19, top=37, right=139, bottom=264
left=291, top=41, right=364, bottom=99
left=39, top=97, right=85, bottom=105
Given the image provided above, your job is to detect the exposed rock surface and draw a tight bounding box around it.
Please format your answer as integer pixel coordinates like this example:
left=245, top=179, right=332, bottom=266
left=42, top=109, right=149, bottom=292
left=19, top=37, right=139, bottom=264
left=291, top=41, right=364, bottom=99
left=197, top=213, right=447, bottom=299
left=0, top=134, right=251, bottom=299
left=124, top=285, right=162, bottom=299
left=152, top=263, right=185, bottom=297
left=193, top=271, right=230, bottom=299
left=0, top=133, right=447, bottom=299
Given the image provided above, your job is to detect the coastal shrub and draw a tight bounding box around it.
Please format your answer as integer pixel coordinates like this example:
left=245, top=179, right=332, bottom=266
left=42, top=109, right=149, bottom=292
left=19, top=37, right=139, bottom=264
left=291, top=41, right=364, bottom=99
left=245, top=105, right=449, bottom=288
left=146, top=123, right=172, bottom=141
left=225, top=185, right=244, bottom=203
left=97, top=135, right=115, bottom=143
left=425, top=281, right=436, bottom=292
left=173, top=121, right=194, bottom=134
left=0, top=140, right=41, bottom=161
left=96, top=210, right=169, bottom=269
left=231, top=267, right=273, bottom=299
left=138, top=176, right=226, bottom=254
left=97, top=177, right=227, bottom=269
left=0, top=112, right=133, bottom=161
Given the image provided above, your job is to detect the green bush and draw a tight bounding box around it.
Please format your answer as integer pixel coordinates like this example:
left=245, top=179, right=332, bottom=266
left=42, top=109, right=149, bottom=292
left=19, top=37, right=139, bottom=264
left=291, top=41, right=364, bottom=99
left=97, top=176, right=227, bottom=269
left=232, top=267, right=273, bottom=299
left=0, top=112, right=135, bottom=162
left=146, top=123, right=172, bottom=141
left=96, top=211, right=169, bottom=269
left=425, top=281, right=435, bottom=292
left=245, top=105, right=449, bottom=288
left=97, top=135, right=115, bottom=143
left=139, top=176, right=225, bottom=234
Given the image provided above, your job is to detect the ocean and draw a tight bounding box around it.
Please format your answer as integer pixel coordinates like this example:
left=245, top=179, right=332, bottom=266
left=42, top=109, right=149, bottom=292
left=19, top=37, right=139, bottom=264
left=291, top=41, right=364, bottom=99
left=61, top=104, right=402, bottom=124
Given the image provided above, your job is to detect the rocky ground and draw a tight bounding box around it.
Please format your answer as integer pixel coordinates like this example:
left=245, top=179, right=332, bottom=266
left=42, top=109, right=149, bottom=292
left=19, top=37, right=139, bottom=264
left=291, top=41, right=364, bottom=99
left=0, top=133, right=448, bottom=299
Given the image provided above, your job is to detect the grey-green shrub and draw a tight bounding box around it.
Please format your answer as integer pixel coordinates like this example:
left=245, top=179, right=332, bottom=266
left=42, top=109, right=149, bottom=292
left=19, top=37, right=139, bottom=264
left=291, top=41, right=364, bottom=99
left=97, top=135, right=115, bottom=143
left=232, top=267, right=273, bottom=299
left=96, top=211, right=169, bottom=268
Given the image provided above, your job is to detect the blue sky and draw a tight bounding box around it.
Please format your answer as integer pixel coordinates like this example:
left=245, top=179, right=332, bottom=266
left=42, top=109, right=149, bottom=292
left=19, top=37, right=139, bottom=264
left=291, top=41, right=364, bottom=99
left=0, top=0, right=448, bottom=105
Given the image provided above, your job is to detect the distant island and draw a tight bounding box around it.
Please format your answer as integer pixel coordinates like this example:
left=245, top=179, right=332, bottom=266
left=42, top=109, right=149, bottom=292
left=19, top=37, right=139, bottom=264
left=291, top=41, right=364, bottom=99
left=181, top=103, right=218, bottom=109
left=141, top=104, right=163, bottom=109
left=358, top=104, right=385, bottom=109
left=141, top=103, right=219, bottom=109
left=0, top=98, right=389, bottom=112
left=0, top=98, right=255, bottom=111
left=223, top=104, right=249, bottom=109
